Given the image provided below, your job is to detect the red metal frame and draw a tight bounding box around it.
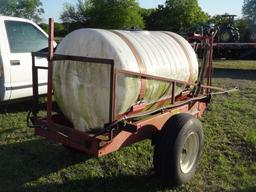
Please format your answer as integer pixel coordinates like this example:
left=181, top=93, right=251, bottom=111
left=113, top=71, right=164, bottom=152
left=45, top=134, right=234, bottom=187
left=30, top=18, right=219, bottom=157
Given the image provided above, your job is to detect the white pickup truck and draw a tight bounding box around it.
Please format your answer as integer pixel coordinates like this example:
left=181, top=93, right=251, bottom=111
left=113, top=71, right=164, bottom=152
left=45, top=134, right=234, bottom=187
left=0, top=16, right=50, bottom=102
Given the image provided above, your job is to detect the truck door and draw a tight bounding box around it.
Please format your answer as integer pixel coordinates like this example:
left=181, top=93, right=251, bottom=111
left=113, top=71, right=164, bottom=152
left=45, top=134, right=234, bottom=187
left=0, top=19, right=11, bottom=101
left=4, top=20, right=48, bottom=99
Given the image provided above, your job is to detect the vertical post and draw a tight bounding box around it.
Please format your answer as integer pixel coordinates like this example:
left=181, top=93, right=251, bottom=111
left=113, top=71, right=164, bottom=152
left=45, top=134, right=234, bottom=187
left=47, top=18, right=54, bottom=125
left=171, top=82, right=176, bottom=104
left=209, top=37, right=214, bottom=87
left=195, top=37, right=206, bottom=96
left=32, top=54, right=38, bottom=116
left=110, top=62, right=116, bottom=122
left=206, top=37, right=213, bottom=94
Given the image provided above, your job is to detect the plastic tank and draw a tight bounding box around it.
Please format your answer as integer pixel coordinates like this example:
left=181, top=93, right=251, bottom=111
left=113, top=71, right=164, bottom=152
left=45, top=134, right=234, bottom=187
left=53, top=29, right=198, bottom=132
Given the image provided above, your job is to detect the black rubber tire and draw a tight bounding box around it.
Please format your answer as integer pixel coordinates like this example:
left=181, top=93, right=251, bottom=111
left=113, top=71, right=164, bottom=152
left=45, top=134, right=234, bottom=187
left=153, top=113, right=204, bottom=186
left=233, top=29, right=240, bottom=42
left=249, top=31, right=256, bottom=42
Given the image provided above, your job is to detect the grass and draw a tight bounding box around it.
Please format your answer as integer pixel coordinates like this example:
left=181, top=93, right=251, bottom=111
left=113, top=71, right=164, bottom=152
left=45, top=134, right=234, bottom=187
left=213, top=60, right=256, bottom=70
left=0, top=61, right=255, bottom=192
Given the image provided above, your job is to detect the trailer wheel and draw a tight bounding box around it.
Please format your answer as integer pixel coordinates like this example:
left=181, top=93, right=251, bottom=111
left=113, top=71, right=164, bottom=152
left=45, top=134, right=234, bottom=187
left=153, top=113, right=204, bottom=186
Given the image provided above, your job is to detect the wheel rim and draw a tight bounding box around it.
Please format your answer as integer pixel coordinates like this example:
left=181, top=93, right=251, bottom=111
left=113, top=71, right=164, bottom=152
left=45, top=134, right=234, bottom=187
left=180, top=132, right=199, bottom=174
left=221, top=32, right=231, bottom=42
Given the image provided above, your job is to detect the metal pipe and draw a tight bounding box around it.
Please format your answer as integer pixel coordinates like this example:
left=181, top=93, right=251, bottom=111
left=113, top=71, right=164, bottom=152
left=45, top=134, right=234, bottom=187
left=110, top=64, right=116, bottom=122
left=210, top=87, right=238, bottom=95
left=124, top=95, right=208, bottom=120
left=36, top=66, right=48, bottom=70
left=171, top=82, right=176, bottom=104
left=116, top=69, right=193, bottom=86
left=47, top=18, right=54, bottom=125
left=53, top=54, right=114, bottom=64
left=32, top=54, right=38, bottom=116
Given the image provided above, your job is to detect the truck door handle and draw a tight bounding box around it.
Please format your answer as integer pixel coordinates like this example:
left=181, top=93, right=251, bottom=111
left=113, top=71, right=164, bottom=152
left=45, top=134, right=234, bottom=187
left=10, top=60, right=20, bottom=66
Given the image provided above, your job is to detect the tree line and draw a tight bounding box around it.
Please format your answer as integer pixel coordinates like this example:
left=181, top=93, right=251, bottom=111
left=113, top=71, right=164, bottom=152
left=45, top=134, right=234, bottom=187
left=58, top=0, right=208, bottom=34
left=0, top=0, right=256, bottom=38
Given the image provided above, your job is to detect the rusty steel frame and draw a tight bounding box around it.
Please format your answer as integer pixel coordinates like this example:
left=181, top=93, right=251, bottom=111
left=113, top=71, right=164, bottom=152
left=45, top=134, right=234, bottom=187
left=30, top=18, right=215, bottom=157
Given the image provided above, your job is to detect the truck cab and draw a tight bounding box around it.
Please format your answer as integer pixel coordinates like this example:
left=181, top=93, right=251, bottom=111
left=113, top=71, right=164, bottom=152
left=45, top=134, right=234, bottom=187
left=0, top=16, right=50, bottom=102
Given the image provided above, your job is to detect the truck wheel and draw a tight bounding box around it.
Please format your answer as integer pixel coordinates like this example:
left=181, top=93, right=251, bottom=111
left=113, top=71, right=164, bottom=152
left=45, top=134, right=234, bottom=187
left=219, top=29, right=232, bottom=42
left=153, top=113, right=204, bottom=186
left=249, top=31, right=256, bottom=42
left=233, top=30, right=240, bottom=42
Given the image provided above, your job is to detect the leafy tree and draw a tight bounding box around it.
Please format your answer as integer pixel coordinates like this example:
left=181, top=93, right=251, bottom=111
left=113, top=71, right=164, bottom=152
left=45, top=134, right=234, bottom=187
left=235, top=18, right=251, bottom=41
left=208, top=14, right=233, bottom=26
left=243, top=0, right=256, bottom=21
left=39, top=23, right=48, bottom=32
left=139, top=8, right=155, bottom=29
left=140, top=6, right=165, bottom=30
left=54, top=23, right=68, bottom=37
left=60, top=0, right=144, bottom=29
left=242, top=0, right=256, bottom=42
left=60, top=0, right=89, bottom=24
left=142, top=0, right=207, bottom=32
left=164, top=0, right=208, bottom=32
left=40, top=22, right=68, bottom=37
left=0, top=0, right=44, bottom=23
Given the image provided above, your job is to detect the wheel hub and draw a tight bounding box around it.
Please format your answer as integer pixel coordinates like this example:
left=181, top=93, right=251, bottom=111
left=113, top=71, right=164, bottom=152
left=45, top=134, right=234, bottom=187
left=180, top=132, right=199, bottom=174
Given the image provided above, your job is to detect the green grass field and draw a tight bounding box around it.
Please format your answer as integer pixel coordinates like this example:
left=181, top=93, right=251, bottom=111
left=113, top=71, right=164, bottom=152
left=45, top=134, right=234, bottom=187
left=213, top=60, right=256, bottom=70
left=0, top=61, right=255, bottom=192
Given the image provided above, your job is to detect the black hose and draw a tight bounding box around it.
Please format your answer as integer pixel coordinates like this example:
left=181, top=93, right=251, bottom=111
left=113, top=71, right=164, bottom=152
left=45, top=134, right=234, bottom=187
left=124, top=95, right=208, bottom=120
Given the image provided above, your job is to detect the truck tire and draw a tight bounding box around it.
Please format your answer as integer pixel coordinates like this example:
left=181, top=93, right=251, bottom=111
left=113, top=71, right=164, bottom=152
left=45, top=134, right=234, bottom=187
left=249, top=31, right=256, bottom=42
left=153, top=113, right=204, bottom=186
left=233, top=29, right=240, bottom=42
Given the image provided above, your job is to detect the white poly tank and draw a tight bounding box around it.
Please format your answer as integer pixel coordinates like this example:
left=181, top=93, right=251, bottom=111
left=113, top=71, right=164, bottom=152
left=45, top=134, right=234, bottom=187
left=53, top=29, right=198, bottom=132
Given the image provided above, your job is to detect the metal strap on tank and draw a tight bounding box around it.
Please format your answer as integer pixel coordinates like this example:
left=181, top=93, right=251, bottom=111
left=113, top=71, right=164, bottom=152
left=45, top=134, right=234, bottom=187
left=111, top=30, right=147, bottom=100
left=163, top=32, right=193, bottom=84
